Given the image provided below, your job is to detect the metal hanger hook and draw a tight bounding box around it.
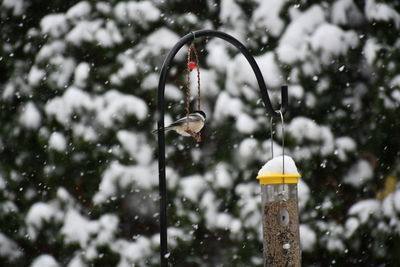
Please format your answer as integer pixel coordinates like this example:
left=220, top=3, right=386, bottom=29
left=277, top=110, right=285, bottom=174
left=277, top=85, right=288, bottom=117
left=270, top=116, right=274, bottom=158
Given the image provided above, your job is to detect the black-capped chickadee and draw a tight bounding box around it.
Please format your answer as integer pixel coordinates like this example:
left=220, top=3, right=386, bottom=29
left=153, top=110, right=206, bottom=137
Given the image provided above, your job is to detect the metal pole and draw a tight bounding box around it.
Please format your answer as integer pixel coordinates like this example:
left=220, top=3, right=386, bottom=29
left=157, top=29, right=289, bottom=266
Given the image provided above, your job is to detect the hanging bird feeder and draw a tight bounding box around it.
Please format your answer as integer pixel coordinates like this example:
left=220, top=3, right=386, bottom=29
left=156, top=29, right=289, bottom=267
left=257, top=113, right=301, bottom=267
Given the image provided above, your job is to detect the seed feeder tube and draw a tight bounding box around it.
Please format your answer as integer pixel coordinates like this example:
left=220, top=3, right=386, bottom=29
left=257, top=156, right=301, bottom=267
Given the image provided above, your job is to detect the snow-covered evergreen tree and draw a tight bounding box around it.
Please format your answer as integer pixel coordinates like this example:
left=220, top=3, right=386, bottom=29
left=0, top=0, right=399, bottom=266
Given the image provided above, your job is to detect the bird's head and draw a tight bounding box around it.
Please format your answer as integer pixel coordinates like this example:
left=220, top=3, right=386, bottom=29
left=194, top=110, right=206, bottom=120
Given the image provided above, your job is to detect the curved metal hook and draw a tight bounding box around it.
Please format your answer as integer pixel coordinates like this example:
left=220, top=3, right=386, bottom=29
left=156, top=29, right=289, bottom=266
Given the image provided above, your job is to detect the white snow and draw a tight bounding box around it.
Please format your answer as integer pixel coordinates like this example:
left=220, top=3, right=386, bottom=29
left=167, top=227, right=191, bottom=247
left=0, top=175, right=5, bottom=190
left=0, top=232, right=22, bottom=260
left=164, top=84, right=183, bottom=101
left=28, top=66, right=45, bottom=86
left=214, top=163, right=233, bottom=189
left=67, top=255, right=87, bottom=267
left=238, top=138, right=258, bottom=162
left=214, top=92, right=243, bottom=120
left=331, top=0, right=363, bottom=26
left=114, top=1, right=160, bottom=25
left=116, top=130, right=152, bottom=165
left=257, top=52, right=283, bottom=88
left=258, top=155, right=299, bottom=175
left=226, top=52, right=282, bottom=95
left=214, top=213, right=242, bottom=234
left=252, top=0, right=287, bottom=37
left=310, top=24, right=359, bottom=64
left=26, top=202, right=62, bottom=240
left=343, top=160, right=373, bottom=187
left=45, top=87, right=92, bottom=125
left=327, top=237, right=345, bottom=252
left=189, top=69, right=219, bottom=97
left=287, top=117, right=321, bottom=141
left=206, top=40, right=230, bottom=73
left=365, top=0, right=400, bottom=28
left=45, top=87, right=148, bottom=127
left=96, top=214, right=119, bottom=245
left=278, top=5, right=325, bottom=63
left=180, top=175, right=206, bottom=202
left=136, top=28, right=180, bottom=59
left=97, top=90, right=148, bottom=127
left=344, top=217, right=359, bottom=237
left=56, top=187, right=74, bottom=204
left=49, top=132, right=67, bottom=152
left=61, top=209, right=99, bottom=247
left=111, top=236, right=152, bottom=263
left=288, top=84, right=304, bottom=100
left=110, top=56, right=138, bottom=85
left=96, top=2, right=111, bottom=15
left=391, top=89, right=400, bottom=104
left=66, top=20, right=101, bottom=45
left=140, top=73, right=158, bottom=90
left=61, top=211, right=118, bottom=252
left=0, top=201, right=18, bottom=214
left=316, top=221, right=345, bottom=252
left=287, top=117, right=335, bottom=159
left=220, top=0, right=243, bottom=25
left=48, top=56, right=76, bottom=89
left=74, top=62, right=90, bottom=87
left=298, top=179, right=310, bottom=211
left=93, top=161, right=157, bottom=204
left=219, top=0, right=246, bottom=40
left=71, top=123, right=98, bottom=142
left=363, top=38, right=380, bottom=65
left=66, top=1, right=92, bottom=20
left=348, top=199, right=380, bottom=223
left=300, top=224, right=316, bottom=252
left=40, top=14, right=68, bottom=38
left=335, top=136, right=357, bottom=161
left=2, top=0, right=25, bottom=16
left=37, top=41, right=66, bottom=62
left=66, top=20, right=122, bottom=47
left=19, top=102, right=42, bottom=129
left=236, top=113, right=258, bottom=134
left=382, top=193, right=395, bottom=217
left=31, top=254, right=60, bottom=267
left=235, top=183, right=261, bottom=234
left=394, top=190, right=400, bottom=212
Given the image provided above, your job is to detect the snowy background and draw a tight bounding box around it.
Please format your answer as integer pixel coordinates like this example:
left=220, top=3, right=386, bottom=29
left=1, top=0, right=400, bottom=266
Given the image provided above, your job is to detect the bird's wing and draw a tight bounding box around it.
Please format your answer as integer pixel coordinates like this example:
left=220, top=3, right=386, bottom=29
left=168, top=115, right=202, bottom=127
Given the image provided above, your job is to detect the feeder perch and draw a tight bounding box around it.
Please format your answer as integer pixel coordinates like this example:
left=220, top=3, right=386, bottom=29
left=257, top=155, right=301, bottom=267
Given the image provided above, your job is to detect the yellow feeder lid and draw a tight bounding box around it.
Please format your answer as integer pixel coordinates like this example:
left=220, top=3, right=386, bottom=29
left=256, top=173, right=301, bottom=185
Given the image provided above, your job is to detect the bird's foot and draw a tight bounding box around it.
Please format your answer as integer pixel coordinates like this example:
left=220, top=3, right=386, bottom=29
left=186, top=130, right=202, bottom=142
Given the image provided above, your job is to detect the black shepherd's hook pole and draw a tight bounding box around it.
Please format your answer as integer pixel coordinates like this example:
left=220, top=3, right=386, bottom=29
left=156, top=29, right=288, bottom=266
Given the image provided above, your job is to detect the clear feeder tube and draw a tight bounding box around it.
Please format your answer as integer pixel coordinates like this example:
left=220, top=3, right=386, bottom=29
left=258, top=174, right=301, bottom=267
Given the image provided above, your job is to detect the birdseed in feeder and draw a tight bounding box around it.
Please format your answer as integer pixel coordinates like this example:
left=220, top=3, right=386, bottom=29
left=257, top=155, right=301, bottom=267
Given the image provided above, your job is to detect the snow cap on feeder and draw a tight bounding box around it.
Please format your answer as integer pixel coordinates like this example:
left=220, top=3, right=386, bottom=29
left=257, top=155, right=301, bottom=184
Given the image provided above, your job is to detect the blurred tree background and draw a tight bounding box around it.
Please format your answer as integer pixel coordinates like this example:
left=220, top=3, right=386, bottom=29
left=0, top=0, right=400, bottom=266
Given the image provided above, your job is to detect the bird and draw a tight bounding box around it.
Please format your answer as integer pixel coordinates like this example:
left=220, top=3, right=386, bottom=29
left=153, top=110, right=206, bottom=138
